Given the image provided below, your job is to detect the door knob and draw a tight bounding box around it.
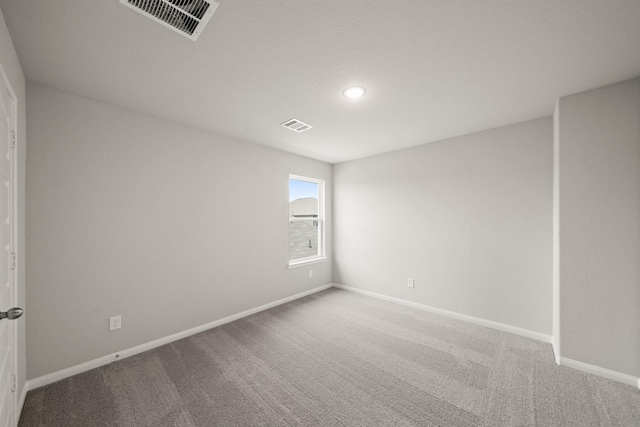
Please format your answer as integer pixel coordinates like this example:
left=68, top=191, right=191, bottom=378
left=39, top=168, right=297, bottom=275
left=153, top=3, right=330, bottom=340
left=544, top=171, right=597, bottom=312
left=0, top=307, right=23, bottom=321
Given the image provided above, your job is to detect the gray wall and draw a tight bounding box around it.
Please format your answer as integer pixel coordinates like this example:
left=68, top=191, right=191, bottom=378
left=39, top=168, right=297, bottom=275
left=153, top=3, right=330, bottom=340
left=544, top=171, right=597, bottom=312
left=333, top=118, right=553, bottom=335
left=556, top=78, right=640, bottom=377
left=0, top=5, right=26, bottom=403
left=26, top=82, right=333, bottom=379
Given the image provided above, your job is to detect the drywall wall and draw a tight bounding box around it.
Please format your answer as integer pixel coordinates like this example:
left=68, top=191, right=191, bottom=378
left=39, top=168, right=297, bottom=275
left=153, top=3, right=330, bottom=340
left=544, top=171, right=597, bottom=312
left=26, top=82, right=332, bottom=379
left=334, top=118, right=553, bottom=334
left=556, top=78, right=640, bottom=377
left=0, top=5, right=27, bottom=405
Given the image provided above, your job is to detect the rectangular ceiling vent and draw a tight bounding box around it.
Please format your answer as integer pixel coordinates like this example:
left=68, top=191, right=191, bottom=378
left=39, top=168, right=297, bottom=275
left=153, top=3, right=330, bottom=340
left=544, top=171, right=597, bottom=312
left=281, top=118, right=313, bottom=133
left=120, top=0, right=219, bottom=41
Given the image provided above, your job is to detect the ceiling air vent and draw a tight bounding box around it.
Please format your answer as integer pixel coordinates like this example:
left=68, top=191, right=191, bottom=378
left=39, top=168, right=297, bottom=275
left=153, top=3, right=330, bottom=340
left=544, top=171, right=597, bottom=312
left=120, top=0, right=219, bottom=41
left=281, top=118, right=313, bottom=133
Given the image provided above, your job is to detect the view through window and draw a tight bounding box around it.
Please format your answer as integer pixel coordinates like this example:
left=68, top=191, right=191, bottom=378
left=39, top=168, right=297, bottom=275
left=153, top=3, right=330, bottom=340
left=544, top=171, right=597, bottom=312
left=289, top=175, right=324, bottom=264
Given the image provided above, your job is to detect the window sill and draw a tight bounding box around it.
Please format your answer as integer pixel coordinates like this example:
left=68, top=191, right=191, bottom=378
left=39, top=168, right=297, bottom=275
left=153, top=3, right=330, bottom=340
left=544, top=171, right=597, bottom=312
left=288, top=257, right=328, bottom=269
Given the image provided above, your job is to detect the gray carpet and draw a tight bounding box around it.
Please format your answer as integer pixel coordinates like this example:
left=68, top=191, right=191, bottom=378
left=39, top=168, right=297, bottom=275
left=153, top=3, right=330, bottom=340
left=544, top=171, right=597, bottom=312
left=19, top=288, right=640, bottom=426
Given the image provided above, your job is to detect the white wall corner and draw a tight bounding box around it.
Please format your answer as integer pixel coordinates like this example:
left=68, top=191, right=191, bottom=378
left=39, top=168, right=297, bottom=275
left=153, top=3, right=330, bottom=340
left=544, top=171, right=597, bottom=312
left=551, top=336, right=560, bottom=365
left=552, top=97, right=561, bottom=367
left=332, top=284, right=552, bottom=344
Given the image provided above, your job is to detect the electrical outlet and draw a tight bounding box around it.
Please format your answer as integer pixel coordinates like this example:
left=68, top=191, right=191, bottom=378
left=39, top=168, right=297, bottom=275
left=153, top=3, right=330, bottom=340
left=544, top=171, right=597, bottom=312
left=408, top=278, right=415, bottom=288
left=109, top=315, right=122, bottom=331
left=309, top=270, right=313, bottom=278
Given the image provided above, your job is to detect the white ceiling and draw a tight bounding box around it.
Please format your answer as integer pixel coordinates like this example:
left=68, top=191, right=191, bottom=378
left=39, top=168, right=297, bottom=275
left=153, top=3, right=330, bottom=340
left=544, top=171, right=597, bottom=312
left=1, top=0, right=639, bottom=163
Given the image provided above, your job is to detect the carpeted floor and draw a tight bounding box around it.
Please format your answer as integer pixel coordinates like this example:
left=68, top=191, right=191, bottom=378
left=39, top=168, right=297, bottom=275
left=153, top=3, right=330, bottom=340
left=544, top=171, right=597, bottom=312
left=19, top=288, right=640, bottom=426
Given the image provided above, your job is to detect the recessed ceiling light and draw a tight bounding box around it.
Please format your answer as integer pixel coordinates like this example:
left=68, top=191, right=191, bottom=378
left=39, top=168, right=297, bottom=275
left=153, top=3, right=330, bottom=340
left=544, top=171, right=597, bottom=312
left=343, top=86, right=366, bottom=99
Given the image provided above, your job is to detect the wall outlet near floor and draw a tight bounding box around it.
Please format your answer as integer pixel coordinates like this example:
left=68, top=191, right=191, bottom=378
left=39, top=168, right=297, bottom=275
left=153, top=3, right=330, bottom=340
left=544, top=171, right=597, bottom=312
left=309, top=269, right=313, bottom=278
left=407, top=278, right=415, bottom=288
left=109, top=315, right=122, bottom=331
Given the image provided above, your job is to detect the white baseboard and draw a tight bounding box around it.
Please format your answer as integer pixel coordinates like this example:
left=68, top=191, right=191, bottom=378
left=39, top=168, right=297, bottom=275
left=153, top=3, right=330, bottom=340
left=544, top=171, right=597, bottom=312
left=332, top=284, right=552, bottom=343
left=20, top=281, right=639, bottom=418
left=17, top=383, right=28, bottom=421
left=24, top=284, right=333, bottom=392
left=559, top=357, right=640, bottom=389
left=333, top=284, right=640, bottom=389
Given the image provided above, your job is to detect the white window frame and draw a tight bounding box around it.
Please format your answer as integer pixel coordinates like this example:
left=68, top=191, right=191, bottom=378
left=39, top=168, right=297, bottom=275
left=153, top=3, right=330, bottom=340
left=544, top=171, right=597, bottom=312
left=288, top=174, right=327, bottom=268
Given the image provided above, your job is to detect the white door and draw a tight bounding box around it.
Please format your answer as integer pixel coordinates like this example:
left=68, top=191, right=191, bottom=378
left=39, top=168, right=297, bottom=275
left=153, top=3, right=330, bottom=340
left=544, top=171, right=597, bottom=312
left=0, top=70, right=19, bottom=427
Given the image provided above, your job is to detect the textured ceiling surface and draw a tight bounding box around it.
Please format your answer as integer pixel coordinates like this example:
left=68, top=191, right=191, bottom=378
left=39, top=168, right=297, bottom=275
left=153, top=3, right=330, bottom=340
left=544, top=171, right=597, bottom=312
left=1, top=0, right=639, bottom=163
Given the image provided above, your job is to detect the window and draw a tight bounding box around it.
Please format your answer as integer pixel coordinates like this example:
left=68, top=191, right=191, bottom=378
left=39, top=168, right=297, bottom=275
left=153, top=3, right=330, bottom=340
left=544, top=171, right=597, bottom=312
left=289, top=175, right=325, bottom=267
